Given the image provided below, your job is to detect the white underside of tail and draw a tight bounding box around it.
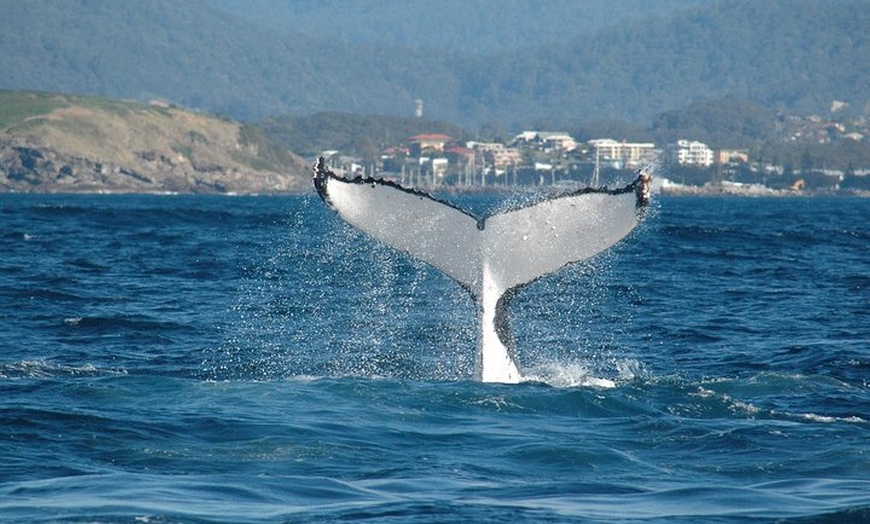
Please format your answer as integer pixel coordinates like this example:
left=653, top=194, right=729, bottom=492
left=314, top=158, right=649, bottom=383
left=478, top=263, right=521, bottom=383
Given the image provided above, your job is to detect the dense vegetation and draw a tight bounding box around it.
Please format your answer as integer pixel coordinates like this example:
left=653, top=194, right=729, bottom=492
left=1, top=89, right=866, bottom=193
left=257, top=96, right=870, bottom=174
left=258, top=113, right=471, bottom=159
left=0, top=0, right=865, bottom=127
left=209, top=0, right=705, bottom=53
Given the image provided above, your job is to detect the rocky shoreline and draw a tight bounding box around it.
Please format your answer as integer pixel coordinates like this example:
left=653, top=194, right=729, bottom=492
left=0, top=138, right=306, bottom=194
left=2, top=138, right=866, bottom=197
left=658, top=179, right=869, bottom=197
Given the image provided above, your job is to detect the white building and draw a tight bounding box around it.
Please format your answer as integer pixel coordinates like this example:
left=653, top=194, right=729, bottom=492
left=537, top=132, right=576, bottom=152
left=588, top=138, right=656, bottom=168
left=468, top=141, right=522, bottom=168
left=669, top=139, right=714, bottom=167
left=512, top=131, right=576, bottom=152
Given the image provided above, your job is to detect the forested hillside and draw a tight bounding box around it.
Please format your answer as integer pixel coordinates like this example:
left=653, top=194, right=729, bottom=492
left=0, top=0, right=866, bottom=128
left=255, top=95, right=870, bottom=175
left=209, top=0, right=704, bottom=52
left=258, top=113, right=471, bottom=159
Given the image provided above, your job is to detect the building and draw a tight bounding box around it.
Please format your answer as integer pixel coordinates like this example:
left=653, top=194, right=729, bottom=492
left=537, top=132, right=576, bottom=152
left=408, top=134, right=453, bottom=157
left=715, top=149, right=749, bottom=165
left=444, top=145, right=475, bottom=167
left=587, top=138, right=656, bottom=168
left=512, top=131, right=576, bottom=152
left=470, top=142, right=522, bottom=168
left=668, top=140, right=714, bottom=167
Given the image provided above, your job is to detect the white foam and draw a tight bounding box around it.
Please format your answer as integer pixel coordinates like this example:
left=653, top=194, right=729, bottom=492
left=0, top=359, right=127, bottom=379
left=691, top=386, right=762, bottom=415
left=521, top=362, right=617, bottom=389
left=792, top=412, right=867, bottom=424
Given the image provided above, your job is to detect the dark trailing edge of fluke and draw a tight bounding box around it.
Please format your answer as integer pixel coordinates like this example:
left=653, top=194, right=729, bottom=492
left=313, top=156, right=651, bottom=224
left=311, top=156, right=651, bottom=383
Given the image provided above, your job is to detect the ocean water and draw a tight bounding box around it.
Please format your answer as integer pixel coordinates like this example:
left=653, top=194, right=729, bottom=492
left=0, top=192, right=867, bottom=523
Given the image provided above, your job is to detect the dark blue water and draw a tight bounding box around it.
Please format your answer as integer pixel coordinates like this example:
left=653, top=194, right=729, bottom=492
left=1, top=192, right=867, bottom=523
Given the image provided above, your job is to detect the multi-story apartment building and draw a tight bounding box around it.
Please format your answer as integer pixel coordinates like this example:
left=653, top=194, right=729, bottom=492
left=587, top=138, right=656, bottom=168
left=668, top=139, right=714, bottom=166
left=512, top=131, right=576, bottom=152
left=470, top=142, right=523, bottom=167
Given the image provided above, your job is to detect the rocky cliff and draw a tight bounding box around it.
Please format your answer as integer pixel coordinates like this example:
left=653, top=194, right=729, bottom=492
left=0, top=92, right=310, bottom=194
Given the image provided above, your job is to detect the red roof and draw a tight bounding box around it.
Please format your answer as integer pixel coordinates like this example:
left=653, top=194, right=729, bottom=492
left=383, top=146, right=410, bottom=155
left=409, top=133, right=453, bottom=143
left=445, top=146, right=473, bottom=156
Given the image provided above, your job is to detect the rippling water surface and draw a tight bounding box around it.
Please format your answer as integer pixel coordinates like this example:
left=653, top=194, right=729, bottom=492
left=1, top=193, right=868, bottom=523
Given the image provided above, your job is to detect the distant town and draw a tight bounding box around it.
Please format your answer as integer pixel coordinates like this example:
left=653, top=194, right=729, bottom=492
left=318, top=109, right=870, bottom=196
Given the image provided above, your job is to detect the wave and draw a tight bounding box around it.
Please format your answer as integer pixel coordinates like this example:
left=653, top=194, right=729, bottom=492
left=1, top=372, right=866, bottom=523
left=520, top=358, right=648, bottom=389
left=59, top=314, right=192, bottom=332
left=0, top=359, right=127, bottom=379
left=0, top=469, right=866, bottom=523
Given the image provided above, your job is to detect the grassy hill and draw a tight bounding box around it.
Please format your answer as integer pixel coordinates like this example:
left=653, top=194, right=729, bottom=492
left=0, top=91, right=309, bottom=193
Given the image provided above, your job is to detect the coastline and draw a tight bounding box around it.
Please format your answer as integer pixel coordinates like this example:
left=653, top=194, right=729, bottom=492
left=658, top=180, right=870, bottom=198
left=2, top=184, right=867, bottom=198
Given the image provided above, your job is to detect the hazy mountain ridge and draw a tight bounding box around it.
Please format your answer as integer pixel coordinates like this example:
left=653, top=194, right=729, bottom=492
left=0, top=0, right=866, bottom=128
left=454, top=0, right=868, bottom=126
left=208, top=0, right=706, bottom=53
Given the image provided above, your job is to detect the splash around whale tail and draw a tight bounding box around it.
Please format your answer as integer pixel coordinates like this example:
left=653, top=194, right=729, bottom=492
left=313, top=157, right=651, bottom=383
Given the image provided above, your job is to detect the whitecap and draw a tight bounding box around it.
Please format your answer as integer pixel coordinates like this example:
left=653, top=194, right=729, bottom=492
left=0, top=359, right=127, bottom=379
left=790, top=412, right=867, bottom=424
left=521, top=362, right=617, bottom=389
left=690, top=386, right=762, bottom=415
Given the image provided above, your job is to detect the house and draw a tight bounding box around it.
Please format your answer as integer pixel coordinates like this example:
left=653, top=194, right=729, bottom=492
left=511, top=131, right=538, bottom=144
left=588, top=138, right=656, bottom=168
left=489, top=148, right=522, bottom=168
left=536, top=132, right=576, bottom=152
left=408, top=134, right=453, bottom=157
left=444, top=145, right=475, bottom=167
left=512, top=131, right=576, bottom=152
left=715, top=149, right=749, bottom=165
left=668, top=140, right=714, bottom=167
left=469, top=141, right=522, bottom=168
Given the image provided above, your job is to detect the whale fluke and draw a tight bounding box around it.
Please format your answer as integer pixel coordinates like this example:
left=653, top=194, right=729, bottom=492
left=313, top=157, right=650, bottom=383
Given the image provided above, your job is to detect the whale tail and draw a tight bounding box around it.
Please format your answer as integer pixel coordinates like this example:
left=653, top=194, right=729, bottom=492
left=313, top=157, right=650, bottom=383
